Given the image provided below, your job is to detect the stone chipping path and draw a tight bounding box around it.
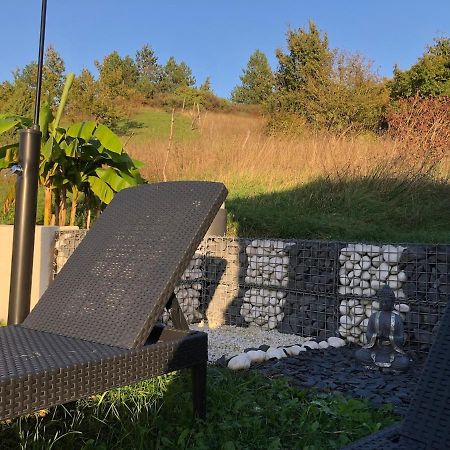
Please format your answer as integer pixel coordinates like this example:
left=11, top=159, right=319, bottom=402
left=253, top=346, right=426, bottom=416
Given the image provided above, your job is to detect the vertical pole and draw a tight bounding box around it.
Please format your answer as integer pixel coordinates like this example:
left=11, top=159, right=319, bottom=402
left=7, top=0, right=47, bottom=325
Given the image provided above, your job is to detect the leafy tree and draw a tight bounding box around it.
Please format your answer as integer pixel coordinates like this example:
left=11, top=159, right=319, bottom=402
left=66, top=69, right=97, bottom=119
left=231, top=50, right=274, bottom=104
left=269, top=21, right=388, bottom=133
left=135, top=44, right=161, bottom=97
left=42, top=45, right=65, bottom=106
left=276, top=21, right=333, bottom=92
left=200, top=76, right=212, bottom=92
left=95, top=51, right=139, bottom=99
left=159, top=57, right=195, bottom=93
left=390, top=37, right=450, bottom=99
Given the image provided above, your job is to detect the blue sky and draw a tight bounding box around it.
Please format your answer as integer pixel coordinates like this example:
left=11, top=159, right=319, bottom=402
left=2, top=1, right=449, bottom=98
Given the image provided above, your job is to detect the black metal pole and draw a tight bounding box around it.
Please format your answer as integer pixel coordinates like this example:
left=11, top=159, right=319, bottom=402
left=7, top=0, right=47, bottom=325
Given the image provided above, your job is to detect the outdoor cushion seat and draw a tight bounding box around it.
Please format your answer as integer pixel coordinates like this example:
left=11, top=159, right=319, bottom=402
left=343, top=298, right=450, bottom=450
left=0, top=181, right=227, bottom=421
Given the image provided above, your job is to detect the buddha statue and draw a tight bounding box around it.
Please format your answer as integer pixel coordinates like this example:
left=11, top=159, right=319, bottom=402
left=355, top=285, right=411, bottom=372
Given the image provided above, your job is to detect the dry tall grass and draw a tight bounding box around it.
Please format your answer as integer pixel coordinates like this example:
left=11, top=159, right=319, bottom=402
left=127, top=111, right=449, bottom=192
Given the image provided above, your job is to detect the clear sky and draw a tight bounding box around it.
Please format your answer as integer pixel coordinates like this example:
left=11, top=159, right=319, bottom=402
left=2, top=1, right=449, bottom=98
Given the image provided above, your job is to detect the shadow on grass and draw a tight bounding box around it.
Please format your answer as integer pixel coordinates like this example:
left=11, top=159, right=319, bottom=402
left=226, top=175, right=450, bottom=243
left=114, top=119, right=146, bottom=136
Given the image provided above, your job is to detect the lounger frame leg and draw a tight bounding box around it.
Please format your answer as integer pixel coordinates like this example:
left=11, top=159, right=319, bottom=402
left=191, top=361, right=207, bottom=419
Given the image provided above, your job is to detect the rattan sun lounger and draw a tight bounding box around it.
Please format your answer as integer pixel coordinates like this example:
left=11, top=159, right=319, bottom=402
left=0, top=181, right=227, bottom=421
left=343, top=299, right=450, bottom=450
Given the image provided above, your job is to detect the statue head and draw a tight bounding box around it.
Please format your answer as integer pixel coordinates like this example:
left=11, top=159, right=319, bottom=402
left=378, top=285, right=396, bottom=311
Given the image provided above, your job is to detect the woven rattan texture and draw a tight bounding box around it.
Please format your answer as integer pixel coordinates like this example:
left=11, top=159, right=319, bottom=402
left=342, top=425, right=423, bottom=450
left=23, top=181, right=227, bottom=348
left=0, top=327, right=207, bottom=421
left=400, top=301, right=450, bottom=449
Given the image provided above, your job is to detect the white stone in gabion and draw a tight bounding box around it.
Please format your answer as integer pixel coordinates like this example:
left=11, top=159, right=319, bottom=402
left=359, top=280, right=370, bottom=289
left=350, top=327, right=362, bottom=336
left=363, top=244, right=381, bottom=256
left=395, top=303, right=410, bottom=313
left=349, top=252, right=362, bottom=263
left=360, top=255, right=372, bottom=270
left=352, top=305, right=365, bottom=316
left=344, top=260, right=354, bottom=270
left=372, top=301, right=380, bottom=310
left=353, top=315, right=365, bottom=326
left=339, top=325, right=350, bottom=337
left=340, top=246, right=355, bottom=256
left=347, top=299, right=359, bottom=307
left=361, top=271, right=371, bottom=281
left=338, top=286, right=352, bottom=295
left=339, top=253, right=348, bottom=264
left=394, top=289, right=406, bottom=299
left=276, top=291, right=286, bottom=299
left=397, top=271, right=407, bottom=282
left=340, top=276, right=351, bottom=286
left=360, top=318, right=370, bottom=332
left=254, top=316, right=267, bottom=326
left=371, top=255, right=383, bottom=267
left=339, top=304, right=350, bottom=315
left=353, top=265, right=362, bottom=277
left=228, top=353, right=251, bottom=370
left=382, top=245, right=405, bottom=265
left=318, top=341, right=329, bottom=349
left=362, top=288, right=376, bottom=297
left=346, top=335, right=358, bottom=343
left=374, top=262, right=390, bottom=281
left=340, top=315, right=352, bottom=327
left=349, top=278, right=360, bottom=288
left=387, top=275, right=403, bottom=290
left=327, top=337, right=346, bottom=347
left=246, top=350, right=266, bottom=364
left=370, top=279, right=385, bottom=290
left=268, top=316, right=278, bottom=329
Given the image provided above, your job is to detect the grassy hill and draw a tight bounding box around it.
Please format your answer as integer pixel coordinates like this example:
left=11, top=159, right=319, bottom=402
left=1, top=107, right=449, bottom=242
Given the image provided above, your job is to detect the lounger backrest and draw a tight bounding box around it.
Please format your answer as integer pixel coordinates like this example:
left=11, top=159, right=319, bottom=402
left=23, top=181, right=227, bottom=348
left=400, top=301, right=450, bottom=448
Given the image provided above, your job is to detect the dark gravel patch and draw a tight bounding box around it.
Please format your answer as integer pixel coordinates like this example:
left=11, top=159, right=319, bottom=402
left=253, top=346, right=426, bottom=416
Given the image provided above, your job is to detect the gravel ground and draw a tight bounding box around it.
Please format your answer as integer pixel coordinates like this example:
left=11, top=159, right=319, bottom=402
left=191, top=323, right=308, bottom=362
left=255, top=346, right=426, bottom=416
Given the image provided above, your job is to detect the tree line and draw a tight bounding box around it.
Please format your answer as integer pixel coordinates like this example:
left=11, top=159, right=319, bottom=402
left=231, top=21, right=450, bottom=134
left=0, top=44, right=221, bottom=127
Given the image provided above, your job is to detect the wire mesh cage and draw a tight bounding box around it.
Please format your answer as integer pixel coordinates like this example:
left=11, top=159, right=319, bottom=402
left=53, top=231, right=449, bottom=353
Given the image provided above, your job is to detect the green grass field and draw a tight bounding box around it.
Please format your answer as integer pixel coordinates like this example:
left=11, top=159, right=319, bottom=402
left=0, top=367, right=396, bottom=450
left=1, top=108, right=449, bottom=244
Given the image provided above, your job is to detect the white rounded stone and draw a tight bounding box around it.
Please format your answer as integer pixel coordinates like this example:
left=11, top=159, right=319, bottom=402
left=360, top=255, right=372, bottom=270
left=285, top=345, right=304, bottom=356
left=327, top=337, right=346, bottom=348
left=361, top=271, right=371, bottom=281
left=394, top=303, right=410, bottom=313
left=362, top=288, right=376, bottom=297
left=340, top=315, right=352, bottom=327
left=318, top=341, right=329, bottom=349
left=228, top=353, right=251, bottom=370
left=338, top=286, right=353, bottom=295
left=246, top=350, right=266, bottom=364
left=266, top=347, right=287, bottom=360
left=303, top=341, right=319, bottom=350
left=382, top=245, right=405, bottom=265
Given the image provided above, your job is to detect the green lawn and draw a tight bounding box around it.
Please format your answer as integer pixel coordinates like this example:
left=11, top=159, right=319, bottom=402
left=225, top=175, right=450, bottom=243
left=116, top=108, right=197, bottom=142
left=0, top=367, right=396, bottom=450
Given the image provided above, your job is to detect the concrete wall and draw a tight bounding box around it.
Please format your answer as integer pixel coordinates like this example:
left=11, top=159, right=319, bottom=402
left=0, top=225, right=78, bottom=323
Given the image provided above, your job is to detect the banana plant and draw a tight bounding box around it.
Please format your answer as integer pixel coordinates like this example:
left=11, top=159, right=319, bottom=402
left=0, top=73, right=144, bottom=226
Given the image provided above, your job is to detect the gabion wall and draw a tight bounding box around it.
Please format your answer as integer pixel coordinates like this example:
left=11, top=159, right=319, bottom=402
left=54, top=231, right=449, bottom=352
left=202, top=237, right=449, bottom=352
